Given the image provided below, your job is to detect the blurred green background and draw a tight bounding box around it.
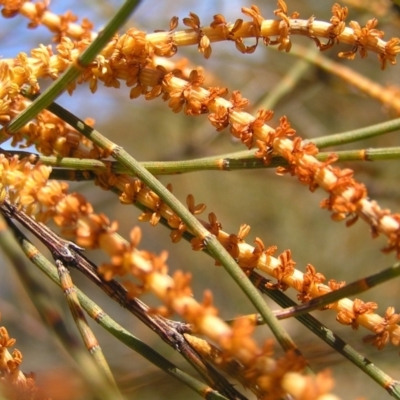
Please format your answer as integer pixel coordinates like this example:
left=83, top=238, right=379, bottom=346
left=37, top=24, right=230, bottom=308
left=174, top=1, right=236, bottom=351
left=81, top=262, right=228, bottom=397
left=1, top=0, right=400, bottom=398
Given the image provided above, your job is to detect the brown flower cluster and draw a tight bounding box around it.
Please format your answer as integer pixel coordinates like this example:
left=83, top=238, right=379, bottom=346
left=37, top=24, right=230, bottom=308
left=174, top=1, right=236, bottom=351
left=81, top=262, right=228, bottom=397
left=363, top=307, right=400, bottom=350
left=109, top=170, right=400, bottom=354
left=116, top=176, right=206, bottom=243
left=183, top=12, right=212, bottom=59
left=184, top=332, right=265, bottom=397
left=164, top=69, right=208, bottom=115
left=265, top=249, right=296, bottom=291
left=92, top=213, right=327, bottom=399
left=96, top=167, right=400, bottom=352
left=186, top=331, right=338, bottom=399
left=22, top=110, right=104, bottom=158
left=231, top=109, right=274, bottom=150
left=315, top=3, right=348, bottom=51
left=0, top=154, right=112, bottom=249
left=143, top=65, right=400, bottom=261
left=0, top=316, right=45, bottom=400
left=0, top=0, right=398, bottom=121
left=339, top=18, right=384, bottom=60
left=3, top=4, right=398, bottom=351
left=0, top=2, right=398, bottom=168
left=0, top=65, right=107, bottom=157
left=270, top=0, right=299, bottom=52
left=336, top=298, right=378, bottom=330
left=0, top=156, right=322, bottom=397
left=294, top=265, right=326, bottom=303
left=0, top=0, right=94, bottom=42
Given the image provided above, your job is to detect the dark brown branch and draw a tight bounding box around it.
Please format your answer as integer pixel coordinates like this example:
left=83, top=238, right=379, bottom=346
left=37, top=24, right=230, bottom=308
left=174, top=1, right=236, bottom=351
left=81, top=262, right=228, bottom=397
left=0, top=199, right=248, bottom=400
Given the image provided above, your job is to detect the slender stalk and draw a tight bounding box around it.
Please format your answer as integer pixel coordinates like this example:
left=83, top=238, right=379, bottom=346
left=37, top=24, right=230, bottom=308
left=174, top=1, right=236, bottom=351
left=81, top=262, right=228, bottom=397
left=310, top=118, right=400, bottom=149
left=0, top=153, right=110, bottom=172
left=0, top=214, right=124, bottom=400
left=4, top=146, right=400, bottom=181
left=1, top=201, right=246, bottom=400
left=55, top=259, right=119, bottom=390
left=49, top=169, right=97, bottom=182
left=247, top=272, right=400, bottom=399
left=146, top=221, right=400, bottom=398
left=318, top=147, right=400, bottom=161
left=77, top=296, right=231, bottom=400
left=2, top=219, right=230, bottom=400
left=275, top=262, right=400, bottom=320
left=1, top=0, right=142, bottom=139
left=43, top=100, right=301, bottom=355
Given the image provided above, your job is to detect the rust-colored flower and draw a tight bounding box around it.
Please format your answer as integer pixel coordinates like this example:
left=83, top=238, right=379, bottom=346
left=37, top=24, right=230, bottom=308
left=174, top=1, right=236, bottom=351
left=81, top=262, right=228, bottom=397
left=208, top=105, right=229, bottom=131
left=337, top=298, right=378, bottom=330
left=207, top=212, right=222, bottom=236
left=119, top=179, right=144, bottom=205
left=231, top=109, right=273, bottom=149
left=225, top=224, right=251, bottom=259
left=267, top=249, right=295, bottom=290
left=318, top=3, right=348, bottom=51
left=138, top=191, right=163, bottom=226
left=186, top=193, right=206, bottom=216
left=229, top=90, right=249, bottom=111
left=339, top=19, right=384, bottom=61
left=297, top=264, right=325, bottom=303
left=379, top=37, right=400, bottom=70
left=210, top=14, right=229, bottom=32
left=363, top=307, right=400, bottom=350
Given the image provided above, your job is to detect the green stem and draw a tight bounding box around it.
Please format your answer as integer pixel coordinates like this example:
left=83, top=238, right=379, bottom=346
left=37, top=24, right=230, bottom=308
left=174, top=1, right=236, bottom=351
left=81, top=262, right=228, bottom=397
left=9, top=146, right=400, bottom=181
left=248, top=272, right=400, bottom=399
left=3, top=216, right=229, bottom=400
left=56, top=260, right=119, bottom=390
left=275, top=262, right=400, bottom=319
left=43, top=101, right=300, bottom=355
left=0, top=214, right=124, bottom=400
left=310, top=118, right=400, bottom=149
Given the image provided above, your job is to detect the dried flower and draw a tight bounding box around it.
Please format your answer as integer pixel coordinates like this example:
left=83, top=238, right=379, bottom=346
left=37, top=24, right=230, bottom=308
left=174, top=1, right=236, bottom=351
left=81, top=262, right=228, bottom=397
left=318, top=3, right=348, bottom=51
left=339, top=18, right=384, bottom=60
left=267, top=249, right=296, bottom=290
left=336, top=298, right=378, bottom=330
